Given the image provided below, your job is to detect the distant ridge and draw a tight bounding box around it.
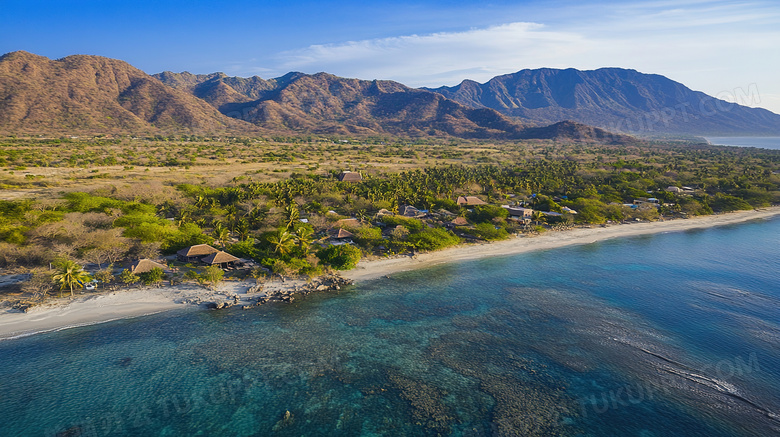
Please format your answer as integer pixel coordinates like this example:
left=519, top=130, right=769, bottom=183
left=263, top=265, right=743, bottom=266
left=156, top=70, right=632, bottom=142
left=155, top=71, right=522, bottom=139
left=427, top=68, right=780, bottom=136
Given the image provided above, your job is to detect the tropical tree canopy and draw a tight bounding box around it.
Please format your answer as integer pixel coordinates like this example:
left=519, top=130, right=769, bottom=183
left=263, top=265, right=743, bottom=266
left=52, top=259, right=91, bottom=297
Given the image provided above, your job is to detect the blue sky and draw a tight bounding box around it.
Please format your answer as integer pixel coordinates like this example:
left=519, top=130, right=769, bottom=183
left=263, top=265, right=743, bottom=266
left=3, top=0, right=779, bottom=112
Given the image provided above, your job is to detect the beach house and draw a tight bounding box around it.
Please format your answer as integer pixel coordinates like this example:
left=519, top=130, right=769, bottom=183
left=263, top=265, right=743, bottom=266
left=176, top=244, right=219, bottom=262
left=129, top=259, right=171, bottom=275
left=200, top=251, right=240, bottom=269
left=456, top=196, right=487, bottom=206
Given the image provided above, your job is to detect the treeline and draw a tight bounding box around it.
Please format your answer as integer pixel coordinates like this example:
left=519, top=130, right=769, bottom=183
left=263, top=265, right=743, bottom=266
left=2, top=147, right=777, bottom=279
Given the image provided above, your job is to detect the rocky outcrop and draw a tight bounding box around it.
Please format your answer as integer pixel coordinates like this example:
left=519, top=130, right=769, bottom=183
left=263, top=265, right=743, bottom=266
left=198, top=274, right=353, bottom=310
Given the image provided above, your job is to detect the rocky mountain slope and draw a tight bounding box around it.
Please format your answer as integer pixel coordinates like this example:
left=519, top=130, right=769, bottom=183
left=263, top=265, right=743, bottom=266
left=0, top=51, right=253, bottom=134
left=427, top=68, right=780, bottom=136
left=0, top=51, right=632, bottom=142
left=155, top=71, right=530, bottom=139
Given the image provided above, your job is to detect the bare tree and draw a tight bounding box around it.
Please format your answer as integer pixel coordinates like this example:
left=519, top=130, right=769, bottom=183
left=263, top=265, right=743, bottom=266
left=132, top=241, right=162, bottom=260
left=21, top=268, right=54, bottom=301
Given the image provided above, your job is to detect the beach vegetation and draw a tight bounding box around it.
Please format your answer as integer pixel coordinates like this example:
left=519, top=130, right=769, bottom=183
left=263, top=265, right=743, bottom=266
left=379, top=215, right=425, bottom=232
left=316, top=244, right=362, bottom=270
left=201, top=265, right=224, bottom=288
left=227, top=239, right=262, bottom=261
left=21, top=268, right=55, bottom=301
left=52, top=259, right=91, bottom=297
left=464, top=223, right=510, bottom=241
left=139, top=267, right=165, bottom=286
left=94, top=265, right=115, bottom=285
left=118, top=269, right=140, bottom=285
left=267, top=229, right=296, bottom=256
left=352, top=226, right=383, bottom=250
left=407, top=228, right=461, bottom=251
left=707, top=193, right=753, bottom=212
left=467, top=205, right=509, bottom=223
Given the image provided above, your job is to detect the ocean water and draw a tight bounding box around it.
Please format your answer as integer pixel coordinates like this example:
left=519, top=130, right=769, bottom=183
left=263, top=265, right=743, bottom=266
left=705, top=137, right=780, bottom=150
left=1, top=218, right=779, bottom=437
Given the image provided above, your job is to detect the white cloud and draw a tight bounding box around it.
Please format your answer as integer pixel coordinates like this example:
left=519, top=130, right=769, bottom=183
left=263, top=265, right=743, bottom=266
left=247, top=0, right=780, bottom=113
left=273, top=22, right=592, bottom=86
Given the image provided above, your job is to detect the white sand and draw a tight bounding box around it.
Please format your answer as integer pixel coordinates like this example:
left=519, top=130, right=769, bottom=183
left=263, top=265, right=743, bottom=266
left=2, top=207, right=778, bottom=340
left=0, top=288, right=182, bottom=340
left=0, top=281, right=257, bottom=340
left=342, top=207, right=780, bottom=282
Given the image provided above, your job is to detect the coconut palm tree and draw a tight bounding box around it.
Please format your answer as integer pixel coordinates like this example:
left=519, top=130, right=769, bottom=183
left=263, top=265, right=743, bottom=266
left=212, top=222, right=230, bottom=249
left=234, top=218, right=251, bottom=242
left=284, top=203, right=300, bottom=230
left=52, top=259, right=91, bottom=297
left=295, top=227, right=315, bottom=256
left=268, top=229, right=295, bottom=256
left=531, top=210, right=547, bottom=227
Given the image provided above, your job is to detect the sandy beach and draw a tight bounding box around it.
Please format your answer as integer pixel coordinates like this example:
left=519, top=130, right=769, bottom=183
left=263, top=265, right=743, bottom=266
left=1, top=207, right=778, bottom=340
left=0, top=281, right=259, bottom=340
left=342, top=207, right=780, bottom=282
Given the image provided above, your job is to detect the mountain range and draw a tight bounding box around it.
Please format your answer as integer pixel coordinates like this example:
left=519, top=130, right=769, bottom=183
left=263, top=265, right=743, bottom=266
left=153, top=71, right=530, bottom=139
left=1, top=51, right=777, bottom=139
left=427, top=68, right=780, bottom=136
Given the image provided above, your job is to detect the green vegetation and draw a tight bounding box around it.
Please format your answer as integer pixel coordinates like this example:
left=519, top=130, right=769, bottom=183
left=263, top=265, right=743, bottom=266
left=317, top=245, right=362, bottom=270
left=1, top=135, right=778, bottom=306
left=463, top=223, right=510, bottom=241
left=139, top=267, right=165, bottom=286
left=119, top=269, right=140, bottom=285
left=52, top=259, right=91, bottom=297
left=201, top=266, right=224, bottom=289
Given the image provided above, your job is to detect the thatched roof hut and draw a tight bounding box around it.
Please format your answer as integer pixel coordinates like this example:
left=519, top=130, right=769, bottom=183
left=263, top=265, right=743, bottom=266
left=335, top=228, right=354, bottom=239
left=334, top=218, right=359, bottom=228
left=130, top=259, right=169, bottom=274
left=451, top=217, right=468, bottom=226
left=338, top=171, right=362, bottom=182
left=456, top=196, right=487, bottom=206
left=177, top=244, right=219, bottom=262
left=201, top=251, right=240, bottom=267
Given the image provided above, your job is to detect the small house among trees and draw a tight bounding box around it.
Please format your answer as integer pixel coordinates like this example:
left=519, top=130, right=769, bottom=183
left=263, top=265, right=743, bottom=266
left=200, top=251, right=240, bottom=268
left=335, top=228, right=354, bottom=240
left=176, top=244, right=219, bottom=262
left=505, top=207, right=534, bottom=220
left=450, top=217, right=468, bottom=226
left=457, top=196, right=487, bottom=206
left=338, top=171, right=362, bottom=182
left=129, top=259, right=170, bottom=275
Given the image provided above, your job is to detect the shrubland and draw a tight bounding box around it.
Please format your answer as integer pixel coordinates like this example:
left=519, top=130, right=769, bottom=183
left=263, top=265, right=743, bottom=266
left=0, top=134, right=777, bottom=302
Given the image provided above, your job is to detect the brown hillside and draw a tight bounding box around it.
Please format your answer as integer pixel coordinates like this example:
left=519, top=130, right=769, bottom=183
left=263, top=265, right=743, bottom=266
left=0, top=51, right=633, bottom=142
left=158, top=71, right=531, bottom=139
left=0, top=51, right=255, bottom=135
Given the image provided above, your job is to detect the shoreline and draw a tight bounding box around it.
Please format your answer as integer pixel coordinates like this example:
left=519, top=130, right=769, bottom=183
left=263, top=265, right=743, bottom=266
left=2, top=207, right=779, bottom=340
left=342, top=207, right=780, bottom=282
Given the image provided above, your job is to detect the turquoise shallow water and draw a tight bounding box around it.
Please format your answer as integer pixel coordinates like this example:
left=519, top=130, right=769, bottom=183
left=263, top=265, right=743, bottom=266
left=1, top=217, right=779, bottom=436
